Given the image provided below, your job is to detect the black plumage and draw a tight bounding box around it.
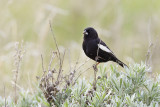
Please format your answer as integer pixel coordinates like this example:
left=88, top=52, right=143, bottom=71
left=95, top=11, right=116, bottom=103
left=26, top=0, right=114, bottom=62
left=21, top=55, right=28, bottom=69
left=82, top=27, right=127, bottom=68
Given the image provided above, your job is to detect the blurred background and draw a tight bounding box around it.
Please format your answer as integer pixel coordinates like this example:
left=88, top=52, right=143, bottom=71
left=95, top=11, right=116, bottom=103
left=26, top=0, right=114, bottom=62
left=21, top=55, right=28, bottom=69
left=0, top=0, right=160, bottom=96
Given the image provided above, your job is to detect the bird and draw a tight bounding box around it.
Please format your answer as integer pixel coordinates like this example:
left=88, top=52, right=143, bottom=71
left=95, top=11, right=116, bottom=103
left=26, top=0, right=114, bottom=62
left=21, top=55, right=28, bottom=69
left=82, top=27, right=128, bottom=69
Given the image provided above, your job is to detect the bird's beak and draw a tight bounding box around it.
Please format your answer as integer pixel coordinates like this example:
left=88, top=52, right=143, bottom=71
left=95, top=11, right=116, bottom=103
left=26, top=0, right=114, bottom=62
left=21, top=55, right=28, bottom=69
left=83, top=30, right=88, bottom=35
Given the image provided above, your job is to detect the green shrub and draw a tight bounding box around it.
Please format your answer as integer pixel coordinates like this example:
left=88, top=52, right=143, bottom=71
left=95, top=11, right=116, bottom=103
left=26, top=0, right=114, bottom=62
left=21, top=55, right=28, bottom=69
left=1, top=63, right=160, bottom=107
left=60, top=63, right=160, bottom=107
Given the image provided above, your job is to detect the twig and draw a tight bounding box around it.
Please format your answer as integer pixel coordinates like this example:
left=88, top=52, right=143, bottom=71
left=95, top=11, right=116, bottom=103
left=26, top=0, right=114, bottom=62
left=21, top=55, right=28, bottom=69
left=49, top=21, right=64, bottom=83
left=70, top=58, right=90, bottom=85
left=57, top=50, right=66, bottom=84
left=68, top=49, right=72, bottom=73
left=93, top=68, right=97, bottom=90
left=49, top=21, right=61, bottom=60
left=145, top=43, right=153, bottom=66
left=40, top=54, right=48, bottom=90
left=48, top=51, right=56, bottom=71
left=73, top=54, right=80, bottom=71
left=75, top=58, right=90, bottom=71
left=49, top=21, right=62, bottom=73
left=41, top=54, right=45, bottom=72
left=68, top=54, right=80, bottom=85
left=73, top=65, right=93, bottom=85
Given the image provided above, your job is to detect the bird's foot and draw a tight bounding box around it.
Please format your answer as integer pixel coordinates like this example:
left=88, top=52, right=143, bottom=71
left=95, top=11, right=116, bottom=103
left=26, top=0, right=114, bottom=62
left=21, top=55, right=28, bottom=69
left=93, top=64, right=98, bottom=71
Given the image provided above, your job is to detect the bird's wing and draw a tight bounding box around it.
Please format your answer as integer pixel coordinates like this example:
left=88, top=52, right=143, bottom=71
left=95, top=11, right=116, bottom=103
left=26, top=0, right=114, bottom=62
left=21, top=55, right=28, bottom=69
left=97, top=40, right=115, bottom=56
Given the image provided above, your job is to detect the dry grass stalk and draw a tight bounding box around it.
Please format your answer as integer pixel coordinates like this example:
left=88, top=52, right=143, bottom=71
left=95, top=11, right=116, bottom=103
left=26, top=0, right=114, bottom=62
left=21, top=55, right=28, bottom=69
left=13, top=41, right=25, bottom=103
left=49, top=21, right=63, bottom=84
left=145, top=43, right=153, bottom=67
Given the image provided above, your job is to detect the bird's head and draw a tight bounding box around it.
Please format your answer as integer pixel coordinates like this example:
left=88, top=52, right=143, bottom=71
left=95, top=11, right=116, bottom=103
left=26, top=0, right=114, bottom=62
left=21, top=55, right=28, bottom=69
left=83, top=27, right=98, bottom=40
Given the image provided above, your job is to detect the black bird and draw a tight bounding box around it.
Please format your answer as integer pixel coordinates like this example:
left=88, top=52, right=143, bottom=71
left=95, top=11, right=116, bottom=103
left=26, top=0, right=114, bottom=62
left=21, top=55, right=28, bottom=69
left=82, top=27, right=128, bottom=68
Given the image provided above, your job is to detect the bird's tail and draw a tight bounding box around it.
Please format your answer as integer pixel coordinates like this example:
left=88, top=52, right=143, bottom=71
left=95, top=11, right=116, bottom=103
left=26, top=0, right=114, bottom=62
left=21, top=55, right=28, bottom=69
left=115, top=58, right=128, bottom=68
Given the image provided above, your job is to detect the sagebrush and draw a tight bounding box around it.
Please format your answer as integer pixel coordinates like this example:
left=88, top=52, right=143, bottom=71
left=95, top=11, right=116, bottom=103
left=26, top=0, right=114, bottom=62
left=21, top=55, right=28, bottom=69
left=1, top=63, right=160, bottom=107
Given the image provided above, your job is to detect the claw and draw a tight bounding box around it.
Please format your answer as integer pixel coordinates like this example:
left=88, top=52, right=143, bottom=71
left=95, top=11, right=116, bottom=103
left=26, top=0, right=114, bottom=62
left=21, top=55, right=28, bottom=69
left=93, top=64, right=98, bottom=71
left=93, top=62, right=100, bottom=71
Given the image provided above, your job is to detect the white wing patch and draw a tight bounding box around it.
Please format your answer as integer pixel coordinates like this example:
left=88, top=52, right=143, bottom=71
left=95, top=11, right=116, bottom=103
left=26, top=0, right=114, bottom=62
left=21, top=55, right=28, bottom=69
left=98, top=44, right=113, bottom=54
